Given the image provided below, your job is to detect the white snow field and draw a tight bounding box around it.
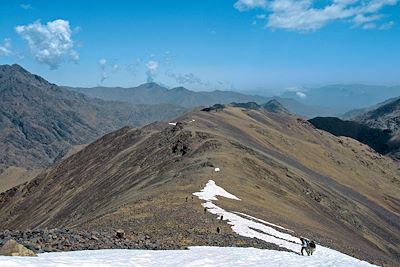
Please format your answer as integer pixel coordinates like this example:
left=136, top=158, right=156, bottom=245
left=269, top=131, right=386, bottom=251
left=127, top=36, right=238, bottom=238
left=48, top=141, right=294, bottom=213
left=0, top=246, right=376, bottom=267
left=0, top=180, right=377, bottom=267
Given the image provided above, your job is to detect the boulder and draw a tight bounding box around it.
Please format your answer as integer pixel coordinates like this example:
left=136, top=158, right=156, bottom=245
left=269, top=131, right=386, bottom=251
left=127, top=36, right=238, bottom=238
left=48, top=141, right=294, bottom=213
left=0, top=239, right=37, bottom=256
left=116, top=229, right=125, bottom=239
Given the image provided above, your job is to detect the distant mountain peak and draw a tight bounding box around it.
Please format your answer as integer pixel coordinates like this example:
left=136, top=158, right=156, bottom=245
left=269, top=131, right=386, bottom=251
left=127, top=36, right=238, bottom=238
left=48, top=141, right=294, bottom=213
left=0, top=63, right=50, bottom=87
left=262, top=99, right=289, bottom=114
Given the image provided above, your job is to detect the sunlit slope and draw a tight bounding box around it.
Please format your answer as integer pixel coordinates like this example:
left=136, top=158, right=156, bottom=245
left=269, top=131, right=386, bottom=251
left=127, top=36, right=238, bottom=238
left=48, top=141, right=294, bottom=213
left=0, top=106, right=398, bottom=265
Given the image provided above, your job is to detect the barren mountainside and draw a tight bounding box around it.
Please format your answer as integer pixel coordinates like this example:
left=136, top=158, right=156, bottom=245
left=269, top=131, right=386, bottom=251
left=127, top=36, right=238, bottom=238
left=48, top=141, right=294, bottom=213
left=0, top=64, right=186, bottom=172
left=0, top=106, right=399, bottom=265
left=355, top=97, right=400, bottom=133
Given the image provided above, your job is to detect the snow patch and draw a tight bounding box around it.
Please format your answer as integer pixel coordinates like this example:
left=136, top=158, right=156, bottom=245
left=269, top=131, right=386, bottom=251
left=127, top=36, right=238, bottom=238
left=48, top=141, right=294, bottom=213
left=168, top=122, right=177, bottom=126
left=234, top=212, right=293, bottom=232
left=214, top=167, right=220, bottom=172
left=193, top=180, right=240, bottom=201
left=193, top=180, right=378, bottom=267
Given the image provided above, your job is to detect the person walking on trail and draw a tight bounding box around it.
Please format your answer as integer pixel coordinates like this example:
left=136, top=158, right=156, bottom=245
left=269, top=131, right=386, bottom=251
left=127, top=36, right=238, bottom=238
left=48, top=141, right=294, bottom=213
left=309, top=240, right=316, bottom=255
left=300, top=237, right=310, bottom=256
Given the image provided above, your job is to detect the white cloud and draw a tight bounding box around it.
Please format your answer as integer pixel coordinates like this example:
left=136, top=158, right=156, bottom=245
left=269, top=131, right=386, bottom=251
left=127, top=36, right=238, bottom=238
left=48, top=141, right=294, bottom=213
left=234, top=0, right=398, bottom=31
left=20, top=3, right=32, bottom=10
left=146, top=60, right=158, bottom=71
left=378, top=20, right=395, bottom=29
left=256, top=14, right=267, bottom=19
left=16, top=19, right=79, bottom=69
left=99, top=58, right=107, bottom=66
left=146, top=60, right=159, bottom=83
left=0, top=38, right=12, bottom=56
left=296, top=91, right=307, bottom=99
left=112, top=64, right=119, bottom=72
left=234, top=0, right=268, bottom=11
left=167, top=72, right=208, bottom=86
left=98, top=58, right=108, bottom=83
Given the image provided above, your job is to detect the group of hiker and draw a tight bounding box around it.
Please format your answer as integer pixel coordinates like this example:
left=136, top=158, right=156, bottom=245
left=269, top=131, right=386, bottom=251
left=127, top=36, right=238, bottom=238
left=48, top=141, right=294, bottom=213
left=300, top=237, right=316, bottom=256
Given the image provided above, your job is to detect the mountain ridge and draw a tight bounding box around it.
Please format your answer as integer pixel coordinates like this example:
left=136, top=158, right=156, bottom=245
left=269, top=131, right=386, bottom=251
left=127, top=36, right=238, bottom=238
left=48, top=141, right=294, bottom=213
left=1, top=105, right=399, bottom=265
left=67, top=83, right=333, bottom=118
left=0, top=64, right=186, bottom=173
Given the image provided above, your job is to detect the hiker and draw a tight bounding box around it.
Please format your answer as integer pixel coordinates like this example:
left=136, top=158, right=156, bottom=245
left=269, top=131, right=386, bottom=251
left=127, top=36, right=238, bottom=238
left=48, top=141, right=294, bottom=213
left=309, top=240, right=316, bottom=255
left=300, top=237, right=310, bottom=256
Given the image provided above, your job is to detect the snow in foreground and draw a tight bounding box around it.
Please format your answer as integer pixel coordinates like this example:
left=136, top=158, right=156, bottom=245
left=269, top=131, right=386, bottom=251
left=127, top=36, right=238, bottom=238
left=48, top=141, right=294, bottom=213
left=0, top=246, right=376, bottom=267
left=0, top=180, right=378, bottom=267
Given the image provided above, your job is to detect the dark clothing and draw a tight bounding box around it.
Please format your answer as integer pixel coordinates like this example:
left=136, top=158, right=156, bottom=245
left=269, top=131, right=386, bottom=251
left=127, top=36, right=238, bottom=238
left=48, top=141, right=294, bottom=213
left=300, top=238, right=310, bottom=256
left=301, top=247, right=309, bottom=256
left=309, top=241, right=316, bottom=255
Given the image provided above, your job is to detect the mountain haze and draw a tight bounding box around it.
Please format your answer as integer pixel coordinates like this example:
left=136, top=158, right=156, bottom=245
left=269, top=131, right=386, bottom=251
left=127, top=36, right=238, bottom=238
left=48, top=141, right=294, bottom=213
left=282, top=84, right=400, bottom=114
left=68, top=83, right=332, bottom=118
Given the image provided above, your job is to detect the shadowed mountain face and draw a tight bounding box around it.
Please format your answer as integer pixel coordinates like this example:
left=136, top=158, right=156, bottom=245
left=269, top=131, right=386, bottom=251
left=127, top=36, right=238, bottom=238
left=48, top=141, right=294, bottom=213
left=0, top=106, right=399, bottom=266
left=308, top=117, right=396, bottom=155
left=0, top=64, right=186, bottom=171
left=68, top=84, right=332, bottom=118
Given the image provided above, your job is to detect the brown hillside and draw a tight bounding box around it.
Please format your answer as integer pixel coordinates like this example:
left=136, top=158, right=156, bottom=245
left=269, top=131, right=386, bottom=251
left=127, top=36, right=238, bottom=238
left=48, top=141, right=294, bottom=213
left=0, top=106, right=399, bottom=265
left=0, top=64, right=186, bottom=173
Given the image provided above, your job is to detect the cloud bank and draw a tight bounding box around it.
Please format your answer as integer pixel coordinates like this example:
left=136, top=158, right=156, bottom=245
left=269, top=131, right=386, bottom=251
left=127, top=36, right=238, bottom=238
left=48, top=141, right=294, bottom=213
left=234, top=0, right=398, bottom=31
left=16, top=19, right=79, bottom=69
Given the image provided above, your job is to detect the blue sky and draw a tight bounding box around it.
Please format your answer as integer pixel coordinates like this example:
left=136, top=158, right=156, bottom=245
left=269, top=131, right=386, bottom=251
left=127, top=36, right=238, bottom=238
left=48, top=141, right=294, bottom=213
left=0, top=0, right=399, bottom=94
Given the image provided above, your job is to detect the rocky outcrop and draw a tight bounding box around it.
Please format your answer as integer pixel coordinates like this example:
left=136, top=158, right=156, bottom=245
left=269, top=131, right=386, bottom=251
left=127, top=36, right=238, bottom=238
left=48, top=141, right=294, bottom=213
left=0, top=239, right=36, bottom=256
left=0, top=228, right=286, bottom=253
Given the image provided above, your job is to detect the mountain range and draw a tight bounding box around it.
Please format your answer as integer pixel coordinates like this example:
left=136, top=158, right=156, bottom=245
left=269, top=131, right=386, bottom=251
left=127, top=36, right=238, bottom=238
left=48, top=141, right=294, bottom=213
left=0, top=64, right=185, bottom=190
left=67, top=83, right=335, bottom=118
left=0, top=105, right=399, bottom=265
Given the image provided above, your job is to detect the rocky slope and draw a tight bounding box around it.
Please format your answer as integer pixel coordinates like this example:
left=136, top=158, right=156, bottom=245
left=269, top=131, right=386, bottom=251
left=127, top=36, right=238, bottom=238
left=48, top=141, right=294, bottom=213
left=0, top=105, right=399, bottom=265
left=0, top=64, right=186, bottom=173
left=354, top=97, right=400, bottom=133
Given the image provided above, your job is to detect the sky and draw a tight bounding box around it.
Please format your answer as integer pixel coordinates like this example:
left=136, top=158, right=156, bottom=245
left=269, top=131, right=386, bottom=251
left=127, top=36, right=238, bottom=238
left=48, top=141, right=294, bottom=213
left=0, top=0, right=399, bottom=94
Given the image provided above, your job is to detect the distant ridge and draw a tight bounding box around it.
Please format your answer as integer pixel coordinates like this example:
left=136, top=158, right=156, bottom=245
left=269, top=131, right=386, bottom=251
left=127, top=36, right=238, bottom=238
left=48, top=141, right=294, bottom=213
left=68, top=83, right=330, bottom=118
left=0, top=64, right=186, bottom=171
left=201, top=100, right=289, bottom=114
